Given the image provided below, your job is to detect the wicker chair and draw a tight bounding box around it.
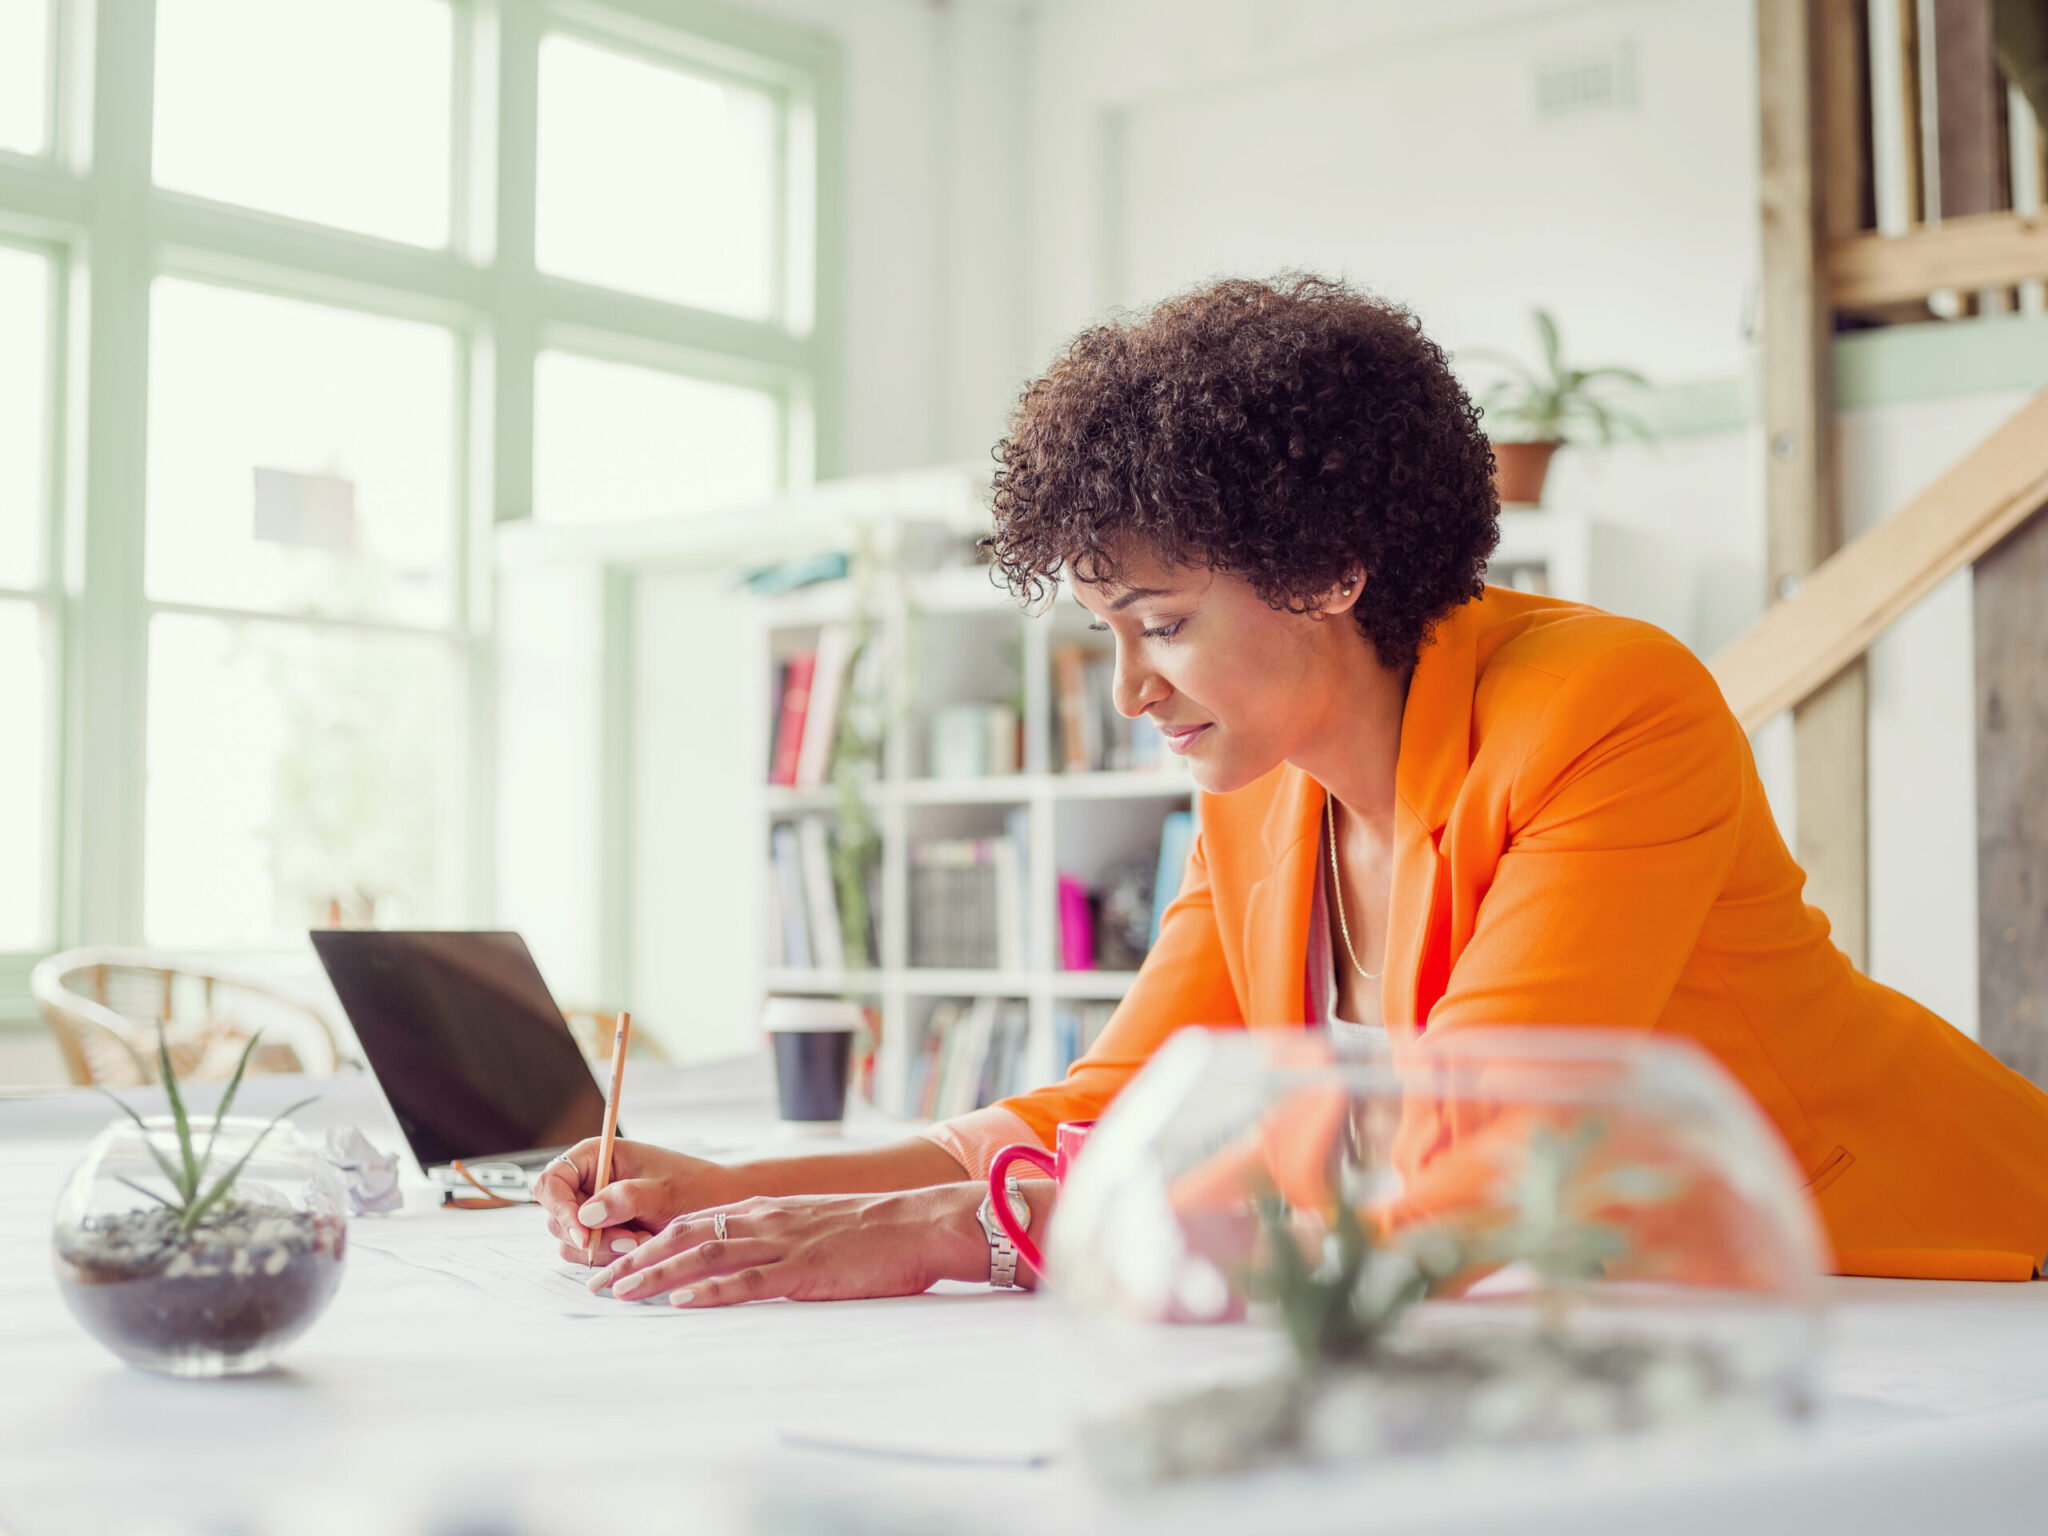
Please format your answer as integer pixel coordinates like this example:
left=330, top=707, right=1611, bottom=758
left=31, top=948, right=343, bottom=1088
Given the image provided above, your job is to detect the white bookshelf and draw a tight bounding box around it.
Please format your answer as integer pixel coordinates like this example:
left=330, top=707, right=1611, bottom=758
left=755, top=548, right=1194, bottom=1118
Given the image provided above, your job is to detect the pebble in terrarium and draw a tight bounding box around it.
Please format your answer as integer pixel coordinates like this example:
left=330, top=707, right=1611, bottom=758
left=52, top=1028, right=348, bottom=1377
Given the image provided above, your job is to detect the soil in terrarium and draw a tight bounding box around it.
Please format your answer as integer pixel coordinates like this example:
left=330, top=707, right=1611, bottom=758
left=55, top=1202, right=346, bottom=1361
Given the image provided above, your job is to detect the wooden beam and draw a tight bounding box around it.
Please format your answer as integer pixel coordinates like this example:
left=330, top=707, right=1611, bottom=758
left=1817, top=0, right=1870, bottom=237
left=1977, top=505, right=2048, bottom=1085
left=1711, top=389, right=2048, bottom=729
left=1759, top=0, right=1834, bottom=581
left=1829, top=209, right=2048, bottom=303
left=1933, top=0, right=2004, bottom=218
left=1759, top=0, right=1869, bottom=966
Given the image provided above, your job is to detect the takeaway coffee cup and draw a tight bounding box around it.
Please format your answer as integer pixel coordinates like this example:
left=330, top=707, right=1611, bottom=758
left=762, top=997, right=864, bottom=1129
left=987, top=1119, right=1095, bottom=1280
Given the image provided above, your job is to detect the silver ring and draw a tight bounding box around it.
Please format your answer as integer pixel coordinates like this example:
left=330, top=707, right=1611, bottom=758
left=712, top=1211, right=728, bottom=1241
left=549, top=1154, right=577, bottom=1174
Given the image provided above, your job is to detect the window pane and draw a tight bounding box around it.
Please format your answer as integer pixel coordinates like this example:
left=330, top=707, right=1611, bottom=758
left=537, top=33, right=779, bottom=318
left=147, top=279, right=456, bottom=626
left=0, top=246, right=48, bottom=589
left=145, top=613, right=457, bottom=948
left=532, top=350, right=780, bottom=525
left=153, top=0, right=452, bottom=247
left=0, top=600, right=50, bottom=949
left=0, top=0, right=49, bottom=155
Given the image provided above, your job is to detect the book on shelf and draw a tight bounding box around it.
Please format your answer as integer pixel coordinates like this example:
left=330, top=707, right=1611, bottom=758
left=1150, top=809, right=1196, bottom=946
left=928, top=701, right=1019, bottom=778
left=910, top=997, right=1034, bottom=1120
left=767, top=824, right=811, bottom=968
left=768, top=622, right=868, bottom=791
left=1051, top=643, right=1172, bottom=772
left=794, top=623, right=856, bottom=791
left=766, top=816, right=875, bottom=970
left=1051, top=1000, right=1118, bottom=1077
left=1057, top=874, right=1096, bottom=971
left=768, top=653, right=815, bottom=787
left=908, top=815, right=1029, bottom=971
left=796, top=817, right=845, bottom=972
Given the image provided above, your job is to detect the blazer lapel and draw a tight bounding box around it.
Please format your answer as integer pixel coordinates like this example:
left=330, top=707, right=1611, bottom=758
left=1382, top=597, right=1486, bottom=1030
left=1246, top=765, right=1324, bottom=1024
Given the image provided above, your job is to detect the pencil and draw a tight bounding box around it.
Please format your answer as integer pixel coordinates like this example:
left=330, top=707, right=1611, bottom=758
left=584, top=1010, right=632, bottom=1267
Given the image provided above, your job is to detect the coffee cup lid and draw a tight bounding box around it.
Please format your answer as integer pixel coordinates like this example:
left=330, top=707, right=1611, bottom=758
left=762, top=997, right=866, bottom=1033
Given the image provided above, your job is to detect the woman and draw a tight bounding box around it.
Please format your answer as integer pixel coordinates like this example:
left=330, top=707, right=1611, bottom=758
left=537, top=276, right=2048, bottom=1305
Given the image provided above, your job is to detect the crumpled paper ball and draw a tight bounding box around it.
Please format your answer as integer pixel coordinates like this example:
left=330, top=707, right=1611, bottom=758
left=324, top=1125, right=402, bottom=1214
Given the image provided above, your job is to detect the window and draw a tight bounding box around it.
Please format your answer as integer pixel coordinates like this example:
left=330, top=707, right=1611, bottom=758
left=147, top=280, right=457, bottom=626
left=145, top=615, right=458, bottom=946
left=153, top=0, right=454, bottom=246
left=143, top=281, right=464, bottom=948
left=0, top=246, right=47, bottom=589
left=537, top=32, right=780, bottom=317
left=532, top=349, right=781, bottom=525
left=0, top=0, right=50, bottom=157
left=0, top=2, right=837, bottom=1014
left=0, top=245, right=52, bottom=952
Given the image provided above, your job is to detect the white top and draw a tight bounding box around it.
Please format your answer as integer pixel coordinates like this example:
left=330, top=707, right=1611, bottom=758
left=1307, top=819, right=1388, bottom=1053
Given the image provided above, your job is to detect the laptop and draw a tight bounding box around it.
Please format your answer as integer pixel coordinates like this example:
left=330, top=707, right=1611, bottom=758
left=309, top=930, right=617, bottom=1191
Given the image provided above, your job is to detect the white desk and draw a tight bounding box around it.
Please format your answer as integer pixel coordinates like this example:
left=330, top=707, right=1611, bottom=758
left=6, top=1057, right=2048, bottom=1536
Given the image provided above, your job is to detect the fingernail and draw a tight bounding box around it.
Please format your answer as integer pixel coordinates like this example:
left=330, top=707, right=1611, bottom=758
left=577, top=1202, right=605, bottom=1224
left=610, top=1234, right=640, bottom=1254
left=613, top=1275, right=644, bottom=1298
left=586, top=1268, right=613, bottom=1293
left=670, top=1289, right=695, bottom=1307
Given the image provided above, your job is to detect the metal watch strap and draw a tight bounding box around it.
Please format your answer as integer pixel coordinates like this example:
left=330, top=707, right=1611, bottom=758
left=979, top=1174, right=1029, bottom=1289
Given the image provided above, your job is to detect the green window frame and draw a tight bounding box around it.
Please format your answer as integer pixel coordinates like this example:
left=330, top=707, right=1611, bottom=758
left=0, top=0, right=843, bottom=1026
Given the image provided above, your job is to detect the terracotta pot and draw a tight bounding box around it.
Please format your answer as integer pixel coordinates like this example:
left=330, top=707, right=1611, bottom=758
left=1491, top=440, right=1561, bottom=507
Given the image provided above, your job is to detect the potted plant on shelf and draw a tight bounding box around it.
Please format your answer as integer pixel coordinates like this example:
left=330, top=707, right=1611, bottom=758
left=1471, top=308, right=1652, bottom=507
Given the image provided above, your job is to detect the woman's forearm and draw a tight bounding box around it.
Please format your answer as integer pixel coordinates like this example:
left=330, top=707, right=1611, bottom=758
left=710, top=1136, right=971, bottom=1202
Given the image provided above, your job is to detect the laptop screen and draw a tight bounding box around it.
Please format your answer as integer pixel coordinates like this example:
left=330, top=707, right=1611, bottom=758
left=310, top=930, right=610, bottom=1169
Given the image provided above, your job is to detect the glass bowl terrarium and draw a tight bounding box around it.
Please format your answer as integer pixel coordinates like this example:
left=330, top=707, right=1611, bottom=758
left=1044, top=1027, right=1828, bottom=1485
left=53, top=1043, right=347, bottom=1377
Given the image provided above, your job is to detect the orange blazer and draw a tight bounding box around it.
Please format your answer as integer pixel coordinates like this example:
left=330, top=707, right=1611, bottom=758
left=928, top=587, right=2048, bottom=1280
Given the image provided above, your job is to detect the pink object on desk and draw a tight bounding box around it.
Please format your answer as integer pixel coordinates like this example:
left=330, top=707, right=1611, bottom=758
left=1057, top=876, right=1095, bottom=971
left=988, top=1119, right=1095, bottom=1280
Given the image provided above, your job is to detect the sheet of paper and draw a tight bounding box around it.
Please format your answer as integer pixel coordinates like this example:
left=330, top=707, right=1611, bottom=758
left=349, top=1211, right=684, bottom=1320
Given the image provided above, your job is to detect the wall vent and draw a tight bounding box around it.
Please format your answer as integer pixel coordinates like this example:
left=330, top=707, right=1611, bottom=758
left=1534, top=42, right=1638, bottom=118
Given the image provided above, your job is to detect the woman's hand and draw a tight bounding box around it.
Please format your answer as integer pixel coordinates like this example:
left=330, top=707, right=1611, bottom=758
left=582, top=1184, right=1001, bottom=1307
left=532, top=1139, right=739, bottom=1258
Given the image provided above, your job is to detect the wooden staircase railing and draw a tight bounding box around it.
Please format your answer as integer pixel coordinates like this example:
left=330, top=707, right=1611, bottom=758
left=1710, top=388, right=2048, bottom=729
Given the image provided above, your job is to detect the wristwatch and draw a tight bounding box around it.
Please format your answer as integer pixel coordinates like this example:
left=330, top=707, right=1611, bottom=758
left=977, top=1174, right=1030, bottom=1288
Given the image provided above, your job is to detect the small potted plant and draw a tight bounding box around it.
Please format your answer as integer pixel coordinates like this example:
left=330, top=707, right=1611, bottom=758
left=52, top=1030, right=347, bottom=1377
left=1471, top=308, right=1651, bottom=506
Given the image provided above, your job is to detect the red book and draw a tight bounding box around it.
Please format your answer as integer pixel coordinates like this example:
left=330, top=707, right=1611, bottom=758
left=770, top=652, right=816, bottom=786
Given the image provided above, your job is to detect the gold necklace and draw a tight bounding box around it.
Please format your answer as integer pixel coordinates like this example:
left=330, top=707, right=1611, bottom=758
left=1324, top=795, right=1380, bottom=982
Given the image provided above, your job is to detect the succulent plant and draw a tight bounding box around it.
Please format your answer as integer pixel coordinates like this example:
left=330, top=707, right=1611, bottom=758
left=1250, top=1193, right=1466, bottom=1370
left=1251, top=1115, right=1681, bottom=1370
left=97, top=1026, right=317, bottom=1238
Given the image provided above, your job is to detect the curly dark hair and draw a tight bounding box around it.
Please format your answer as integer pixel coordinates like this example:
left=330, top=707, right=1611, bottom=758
left=983, top=274, right=1499, bottom=672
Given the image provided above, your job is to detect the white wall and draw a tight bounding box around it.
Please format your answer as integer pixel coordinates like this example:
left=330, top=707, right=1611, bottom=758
left=723, top=0, right=1034, bottom=471
left=1025, top=0, right=1759, bottom=394
left=628, top=569, right=767, bottom=1061
left=495, top=563, right=606, bottom=1009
